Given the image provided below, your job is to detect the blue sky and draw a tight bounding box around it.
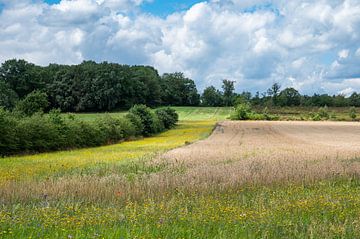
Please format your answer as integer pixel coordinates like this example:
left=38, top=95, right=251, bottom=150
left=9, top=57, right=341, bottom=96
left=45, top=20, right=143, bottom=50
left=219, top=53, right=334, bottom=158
left=0, top=0, right=360, bottom=94
left=44, top=0, right=203, bottom=16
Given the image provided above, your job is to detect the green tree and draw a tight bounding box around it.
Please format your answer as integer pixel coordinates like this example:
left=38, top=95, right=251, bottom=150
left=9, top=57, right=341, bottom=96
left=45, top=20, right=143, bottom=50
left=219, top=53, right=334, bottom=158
left=161, top=73, right=200, bottom=106
left=278, top=88, right=301, bottom=106
left=0, top=81, right=18, bottom=109
left=267, top=83, right=281, bottom=106
left=15, top=90, right=49, bottom=116
left=0, top=59, right=46, bottom=98
left=349, top=92, right=360, bottom=107
left=222, top=79, right=235, bottom=106
left=201, top=86, right=223, bottom=106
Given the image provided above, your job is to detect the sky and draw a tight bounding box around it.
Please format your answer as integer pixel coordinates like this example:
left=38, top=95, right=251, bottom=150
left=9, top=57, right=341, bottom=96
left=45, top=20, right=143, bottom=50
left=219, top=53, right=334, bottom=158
left=0, top=0, right=359, bottom=95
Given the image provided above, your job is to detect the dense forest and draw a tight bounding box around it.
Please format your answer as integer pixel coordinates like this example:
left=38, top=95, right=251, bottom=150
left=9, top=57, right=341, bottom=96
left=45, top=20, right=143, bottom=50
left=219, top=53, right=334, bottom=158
left=1, top=59, right=360, bottom=115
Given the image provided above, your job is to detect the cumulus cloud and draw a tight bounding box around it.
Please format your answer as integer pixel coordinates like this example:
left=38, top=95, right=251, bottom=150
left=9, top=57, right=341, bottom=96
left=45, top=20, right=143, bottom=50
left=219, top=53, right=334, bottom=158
left=0, top=0, right=359, bottom=94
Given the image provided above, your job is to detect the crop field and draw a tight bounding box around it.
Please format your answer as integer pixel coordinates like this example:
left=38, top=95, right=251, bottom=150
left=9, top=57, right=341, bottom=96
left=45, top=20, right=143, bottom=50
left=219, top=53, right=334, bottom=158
left=2, top=107, right=360, bottom=238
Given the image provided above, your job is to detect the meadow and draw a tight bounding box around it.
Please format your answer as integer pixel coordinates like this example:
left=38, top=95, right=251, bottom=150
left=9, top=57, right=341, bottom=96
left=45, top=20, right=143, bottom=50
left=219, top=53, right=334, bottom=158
left=2, top=107, right=360, bottom=238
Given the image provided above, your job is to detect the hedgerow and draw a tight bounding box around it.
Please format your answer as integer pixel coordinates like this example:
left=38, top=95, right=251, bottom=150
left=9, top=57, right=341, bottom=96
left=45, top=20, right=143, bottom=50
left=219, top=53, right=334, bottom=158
left=0, top=105, right=178, bottom=156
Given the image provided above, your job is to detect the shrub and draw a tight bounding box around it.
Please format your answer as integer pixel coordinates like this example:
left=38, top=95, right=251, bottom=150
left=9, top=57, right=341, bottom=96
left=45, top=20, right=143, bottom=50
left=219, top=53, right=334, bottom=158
left=0, top=105, right=176, bottom=156
left=15, top=90, right=49, bottom=116
left=231, top=103, right=252, bottom=120
left=125, top=113, right=144, bottom=136
left=129, top=104, right=163, bottom=136
left=0, top=108, right=18, bottom=155
left=16, top=113, right=61, bottom=152
left=349, top=107, right=357, bottom=120
left=97, top=115, right=125, bottom=144
left=318, top=106, right=329, bottom=119
left=155, top=107, right=179, bottom=129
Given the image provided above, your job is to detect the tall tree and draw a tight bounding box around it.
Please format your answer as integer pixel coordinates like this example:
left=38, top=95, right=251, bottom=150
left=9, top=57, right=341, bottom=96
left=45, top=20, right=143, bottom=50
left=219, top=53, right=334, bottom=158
left=267, top=83, right=281, bottom=106
left=222, top=79, right=235, bottom=106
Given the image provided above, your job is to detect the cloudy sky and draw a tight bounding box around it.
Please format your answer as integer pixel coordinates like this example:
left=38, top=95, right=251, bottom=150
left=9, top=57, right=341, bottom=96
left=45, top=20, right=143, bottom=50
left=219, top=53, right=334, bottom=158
left=0, top=0, right=359, bottom=94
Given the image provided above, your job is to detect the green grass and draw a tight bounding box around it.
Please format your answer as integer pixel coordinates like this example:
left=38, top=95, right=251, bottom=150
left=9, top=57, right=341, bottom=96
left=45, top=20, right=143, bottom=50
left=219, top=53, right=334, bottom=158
left=2, top=106, right=360, bottom=238
left=2, top=178, right=360, bottom=238
left=254, top=106, right=360, bottom=121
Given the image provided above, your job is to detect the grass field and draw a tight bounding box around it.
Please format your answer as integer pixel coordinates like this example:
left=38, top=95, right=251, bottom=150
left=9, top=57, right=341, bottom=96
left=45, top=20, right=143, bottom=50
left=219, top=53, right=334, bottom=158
left=2, top=107, right=360, bottom=238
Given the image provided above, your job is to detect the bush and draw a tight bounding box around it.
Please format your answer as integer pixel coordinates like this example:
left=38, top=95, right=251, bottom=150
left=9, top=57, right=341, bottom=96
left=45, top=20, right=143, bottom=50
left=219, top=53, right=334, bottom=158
left=129, top=104, right=163, bottom=136
left=0, top=108, right=18, bottom=155
left=0, top=105, right=176, bottom=156
left=155, top=107, right=179, bottom=129
left=318, top=106, right=329, bottom=119
left=97, top=115, right=125, bottom=144
left=349, top=107, right=357, bottom=120
left=231, top=103, right=252, bottom=120
left=231, top=104, right=278, bottom=121
left=126, top=113, right=144, bottom=136
left=15, top=90, right=49, bottom=116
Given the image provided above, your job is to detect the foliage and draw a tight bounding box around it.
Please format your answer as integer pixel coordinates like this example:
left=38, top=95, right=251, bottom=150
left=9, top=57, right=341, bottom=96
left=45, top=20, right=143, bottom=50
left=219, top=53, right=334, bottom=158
left=278, top=87, right=301, bottom=106
left=0, top=105, right=178, bottom=156
left=231, top=103, right=278, bottom=121
left=15, top=90, right=49, bottom=116
left=231, top=103, right=252, bottom=120
left=222, top=79, right=236, bottom=106
left=161, top=72, right=200, bottom=106
left=201, top=86, right=223, bottom=106
left=0, top=81, right=18, bottom=109
left=349, top=107, right=357, bottom=120
left=128, top=104, right=163, bottom=136
left=318, top=106, right=330, bottom=119
left=155, top=107, right=179, bottom=129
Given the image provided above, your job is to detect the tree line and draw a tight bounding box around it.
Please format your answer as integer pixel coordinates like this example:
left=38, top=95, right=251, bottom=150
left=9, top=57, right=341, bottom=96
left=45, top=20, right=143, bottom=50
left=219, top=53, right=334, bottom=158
left=0, top=59, right=200, bottom=114
left=1, top=59, right=360, bottom=114
left=202, top=82, right=360, bottom=108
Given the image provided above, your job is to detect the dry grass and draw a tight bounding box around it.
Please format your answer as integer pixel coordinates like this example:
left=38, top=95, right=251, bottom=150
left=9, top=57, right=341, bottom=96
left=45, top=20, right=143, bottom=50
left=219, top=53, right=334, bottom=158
left=3, top=121, right=360, bottom=205
left=158, top=121, right=360, bottom=188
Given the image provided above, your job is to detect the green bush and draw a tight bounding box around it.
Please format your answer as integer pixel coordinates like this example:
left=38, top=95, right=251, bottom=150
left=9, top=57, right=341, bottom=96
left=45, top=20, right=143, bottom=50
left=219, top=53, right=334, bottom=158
left=231, top=104, right=278, bottom=121
left=129, top=104, right=163, bottom=136
left=0, top=108, right=18, bottom=154
left=349, top=107, right=357, bottom=120
left=126, top=113, right=144, bottom=136
left=318, top=106, right=329, bottom=119
left=231, top=103, right=252, bottom=120
left=15, top=90, right=49, bottom=116
left=0, top=105, right=176, bottom=156
left=155, top=107, right=179, bottom=129
left=97, top=115, right=125, bottom=144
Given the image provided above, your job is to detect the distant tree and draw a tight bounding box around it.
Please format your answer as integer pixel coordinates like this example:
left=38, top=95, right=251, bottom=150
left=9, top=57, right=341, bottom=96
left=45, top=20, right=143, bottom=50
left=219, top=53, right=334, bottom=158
left=201, top=86, right=223, bottom=106
left=222, top=79, right=236, bottom=106
left=278, top=88, right=301, bottom=106
left=161, top=73, right=200, bottom=106
left=349, top=92, right=360, bottom=107
left=333, top=94, right=349, bottom=107
left=251, top=91, right=261, bottom=105
left=15, top=90, right=49, bottom=116
left=267, top=83, right=281, bottom=106
left=234, top=91, right=252, bottom=105
left=0, top=59, right=46, bottom=98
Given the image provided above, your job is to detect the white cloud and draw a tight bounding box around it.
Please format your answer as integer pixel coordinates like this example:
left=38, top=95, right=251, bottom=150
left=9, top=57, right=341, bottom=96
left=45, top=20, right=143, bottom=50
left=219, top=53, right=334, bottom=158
left=338, top=49, right=349, bottom=59
left=0, top=0, right=360, bottom=94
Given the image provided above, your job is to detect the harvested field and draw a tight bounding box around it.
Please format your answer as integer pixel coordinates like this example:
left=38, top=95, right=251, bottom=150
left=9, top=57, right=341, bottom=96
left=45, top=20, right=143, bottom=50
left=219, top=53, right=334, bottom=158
left=158, top=121, right=360, bottom=189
